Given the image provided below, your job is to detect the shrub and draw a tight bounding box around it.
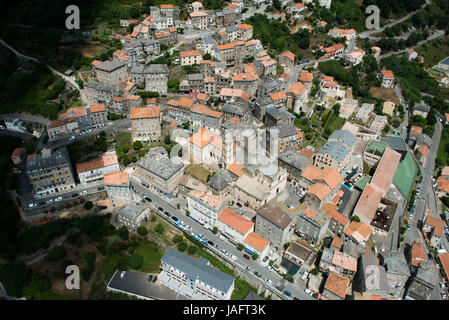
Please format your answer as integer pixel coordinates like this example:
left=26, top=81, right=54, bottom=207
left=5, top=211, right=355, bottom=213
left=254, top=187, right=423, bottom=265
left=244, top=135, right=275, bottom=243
left=137, top=226, right=148, bottom=236
left=127, top=253, right=143, bottom=269
left=187, top=245, right=198, bottom=255
left=132, top=141, right=143, bottom=150
left=173, top=235, right=183, bottom=243
left=83, top=201, right=93, bottom=210
left=150, top=215, right=157, bottom=222
left=252, top=253, right=259, bottom=260
left=237, top=243, right=244, bottom=251
left=121, top=145, right=129, bottom=154
left=155, top=223, right=164, bottom=234
left=177, top=241, right=187, bottom=252
left=117, top=226, right=129, bottom=241
left=45, top=245, right=66, bottom=261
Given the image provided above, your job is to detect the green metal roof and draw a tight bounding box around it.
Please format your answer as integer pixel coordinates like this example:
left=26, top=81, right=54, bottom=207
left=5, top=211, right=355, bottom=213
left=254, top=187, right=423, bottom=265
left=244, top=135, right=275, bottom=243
left=365, top=139, right=388, bottom=156
left=393, top=151, right=417, bottom=199
left=354, top=175, right=371, bottom=190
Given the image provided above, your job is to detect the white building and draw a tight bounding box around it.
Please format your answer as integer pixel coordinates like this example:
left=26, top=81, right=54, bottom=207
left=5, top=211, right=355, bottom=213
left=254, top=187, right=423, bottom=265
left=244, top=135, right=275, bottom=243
left=187, top=190, right=227, bottom=227
left=76, top=151, right=120, bottom=185
left=159, top=248, right=235, bottom=300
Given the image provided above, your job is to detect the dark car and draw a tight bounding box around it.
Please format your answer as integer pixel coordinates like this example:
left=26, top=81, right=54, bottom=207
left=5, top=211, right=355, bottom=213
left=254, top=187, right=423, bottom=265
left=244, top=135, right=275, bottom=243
left=236, top=202, right=243, bottom=207
left=243, top=254, right=250, bottom=260
left=254, top=271, right=262, bottom=278
left=158, top=207, right=163, bottom=211
left=263, top=256, right=269, bottom=263
left=148, top=275, right=153, bottom=282
left=152, top=276, right=157, bottom=283
left=71, top=193, right=79, bottom=197
left=428, top=253, right=434, bottom=260
left=164, top=211, right=171, bottom=217
left=144, top=197, right=152, bottom=202
left=293, top=297, right=299, bottom=300
left=171, top=216, right=178, bottom=222
left=97, top=186, right=105, bottom=191
left=207, top=240, right=215, bottom=246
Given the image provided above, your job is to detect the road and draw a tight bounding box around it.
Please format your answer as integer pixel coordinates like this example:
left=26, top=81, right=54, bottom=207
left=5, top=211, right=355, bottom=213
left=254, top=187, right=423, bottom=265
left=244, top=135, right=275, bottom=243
left=130, top=176, right=313, bottom=301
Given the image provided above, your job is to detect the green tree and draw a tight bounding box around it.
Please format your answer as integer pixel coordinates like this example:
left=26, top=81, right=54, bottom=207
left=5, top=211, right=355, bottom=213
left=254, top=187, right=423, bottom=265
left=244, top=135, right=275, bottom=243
left=117, top=226, right=129, bottom=241
left=187, top=245, right=198, bottom=255
left=203, top=53, right=212, bottom=60
left=150, top=215, right=157, bottom=222
left=237, top=243, right=244, bottom=251
left=83, top=201, right=93, bottom=210
left=127, top=253, right=143, bottom=269
left=351, top=215, right=361, bottom=222
left=164, top=135, right=171, bottom=145
left=212, top=226, right=218, bottom=234
left=121, top=145, right=130, bottom=153
left=0, top=263, right=31, bottom=297
left=45, top=245, right=66, bottom=261
left=177, top=241, right=187, bottom=252
left=132, top=141, right=143, bottom=151
left=173, top=235, right=183, bottom=243
left=137, top=226, right=148, bottom=236
left=283, top=242, right=291, bottom=250
left=155, top=223, right=164, bottom=234
left=121, top=156, right=131, bottom=166
left=252, top=253, right=259, bottom=260
left=31, top=273, right=52, bottom=291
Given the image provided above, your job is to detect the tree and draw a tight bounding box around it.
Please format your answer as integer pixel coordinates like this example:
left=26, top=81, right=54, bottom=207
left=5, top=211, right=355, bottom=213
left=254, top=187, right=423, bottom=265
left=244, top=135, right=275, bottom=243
left=237, top=243, right=244, bottom=251
left=203, top=53, right=212, bottom=60
left=164, top=135, right=171, bottom=145
left=187, top=245, right=198, bottom=255
left=177, top=203, right=181, bottom=209
left=83, top=201, right=93, bottom=210
left=31, top=273, right=52, bottom=291
left=117, top=226, right=129, bottom=241
left=155, top=223, right=164, bottom=234
left=252, top=253, right=259, bottom=260
left=283, top=242, right=291, bottom=250
left=150, top=215, right=157, bottom=222
left=183, top=121, right=190, bottom=129
left=273, top=0, right=282, bottom=10
left=45, top=245, right=66, bottom=261
left=212, top=226, right=218, bottom=234
left=173, top=235, right=183, bottom=243
left=121, top=145, right=130, bottom=153
left=351, top=215, right=361, bottom=222
left=137, top=226, right=148, bottom=236
left=132, top=140, right=143, bottom=151
left=0, top=263, right=31, bottom=297
left=178, top=241, right=187, bottom=252
left=122, top=156, right=131, bottom=166
left=127, top=253, right=143, bottom=269
left=185, top=210, right=190, bottom=216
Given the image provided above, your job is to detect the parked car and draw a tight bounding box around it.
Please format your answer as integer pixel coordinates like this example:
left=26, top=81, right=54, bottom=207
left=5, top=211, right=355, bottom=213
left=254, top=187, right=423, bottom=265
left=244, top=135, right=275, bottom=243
left=267, top=265, right=273, bottom=271
left=171, top=216, right=178, bottom=222
left=441, top=291, right=447, bottom=299
left=231, top=255, right=238, bottom=261
left=97, top=186, right=104, bottom=191
left=283, top=290, right=291, bottom=297
left=265, top=278, right=273, bottom=285
left=236, top=202, right=242, bottom=207
left=164, top=211, right=170, bottom=217
left=304, top=289, right=313, bottom=296
left=207, top=240, right=215, bottom=246
left=158, top=207, right=163, bottom=212
left=120, top=271, right=126, bottom=278
left=152, top=276, right=157, bottom=283
left=440, top=282, right=446, bottom=289
left=55, top=197, right=63, bottom=202
left=246, top=266, right=251, bottom=271
left=243, top=254, right=250, bottom=260
left=263, top=256, right=269, bottom=263
left=144, top=197, right=152, bottom=202
left=148, top=275, right=153, bottom=282
left=254, top=271, right=262, bottom=278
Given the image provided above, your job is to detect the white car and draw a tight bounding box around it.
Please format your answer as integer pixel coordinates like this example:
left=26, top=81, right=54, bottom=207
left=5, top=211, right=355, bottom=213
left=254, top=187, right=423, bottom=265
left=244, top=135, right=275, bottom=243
left=28, top=203, right=37, bottom=208
left=265, top=278, right=273, bottom=285
left=120, top=271, right=126, bottom=279
left=231, top=255, right=238, bottom=261
left=304, top=288, right=313, bottom=296
left=267, top=265, right=273, bottom=271
left=55, top=196, right=63, bottom=202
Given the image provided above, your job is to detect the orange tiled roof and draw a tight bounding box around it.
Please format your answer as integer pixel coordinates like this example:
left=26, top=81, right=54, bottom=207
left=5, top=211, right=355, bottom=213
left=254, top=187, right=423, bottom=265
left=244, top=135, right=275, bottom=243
left=90, top=103, right=106, bottom=113
left=270, top=91, right=286, bottom=101
left=306, top=183, right=331, bottom=201
left=233, top=72, right=258, bottom=81
left=331, top=236, right=344, bottom=249
left=411, top=242, right=426, bottom=267
left=130, top=106, right=160, bottom=119
left=227, top=162, right=244, bottom=177
left=189, top=127, right=223, bottom=149
left=301, top=166, right=343, bottom=190
left=416, top=145, right=429, bottom=157
left=104, top=171, right=129, bottom=186
left=191, top=104, right=223, bottom=118
left=237, top=23, right=253, bottom=30
left=160, top=4, right=174, bottom=8
left=280, top=50, right=295, bottom=61
left=325, top=272, right=350, bottom=299
left=76, top=152, right=118, bottom=174
left=180, top=50, right=201, bottom=57
left=324, top=207, right=350, bottom=226
left=439, top=253, right=449, bottom=278
left=299, top=148, right=314, bottom=158
left=410, top=126, right=423, bottom=135
left=381, top=70, right=394, bottom=78
left=438, top=177, right=449, bottom=194
left=286, top=81, right=306, bottom=96
left=244, top=232, right=270, bottom=252
left=425, top=214, right=445, bottom=237
left=218, top=208, right=254, bottom=235
left=331, top=251, right=357, bottom=272
left=299, top=71, right=313, bottom=83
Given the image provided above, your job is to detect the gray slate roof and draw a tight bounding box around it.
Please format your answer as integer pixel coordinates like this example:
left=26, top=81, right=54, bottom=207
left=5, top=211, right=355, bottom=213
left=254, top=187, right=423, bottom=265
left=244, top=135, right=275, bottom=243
left=413, top=100, right=430, bottom=113
left=137, top=156, right=183, bottom=180
left=381, top=251, right=411, bottom=277
left=256, top=203, right=292, bottom=230
left=273, top=124, right=298, bottom=138
left=207, top=168, right=236, bottom=191
left=222, top=103, right=249, bottom=117
left=329, top=129, right=356, bottom=148
left=84, top=81, right=113, bottom=92
left=317, top=141, right=350, bottom=164
left=381, top=135, right=408, bottom=152
left=278, top=150, right=310, bottom=171
left=161, top=248, right=235, bottom=293
left=360, top=254, right=388, bottom=291
left=117, top=205, right=148, bottom=221
left=131, top=64, right=168, bottom=75
left=26, top=148, right=71, bottom=173
left=95, top=60, right=127, bottom=72
left=265, top=107, right=295, bottom=121
left=187, top=73, right=203, bottom=81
